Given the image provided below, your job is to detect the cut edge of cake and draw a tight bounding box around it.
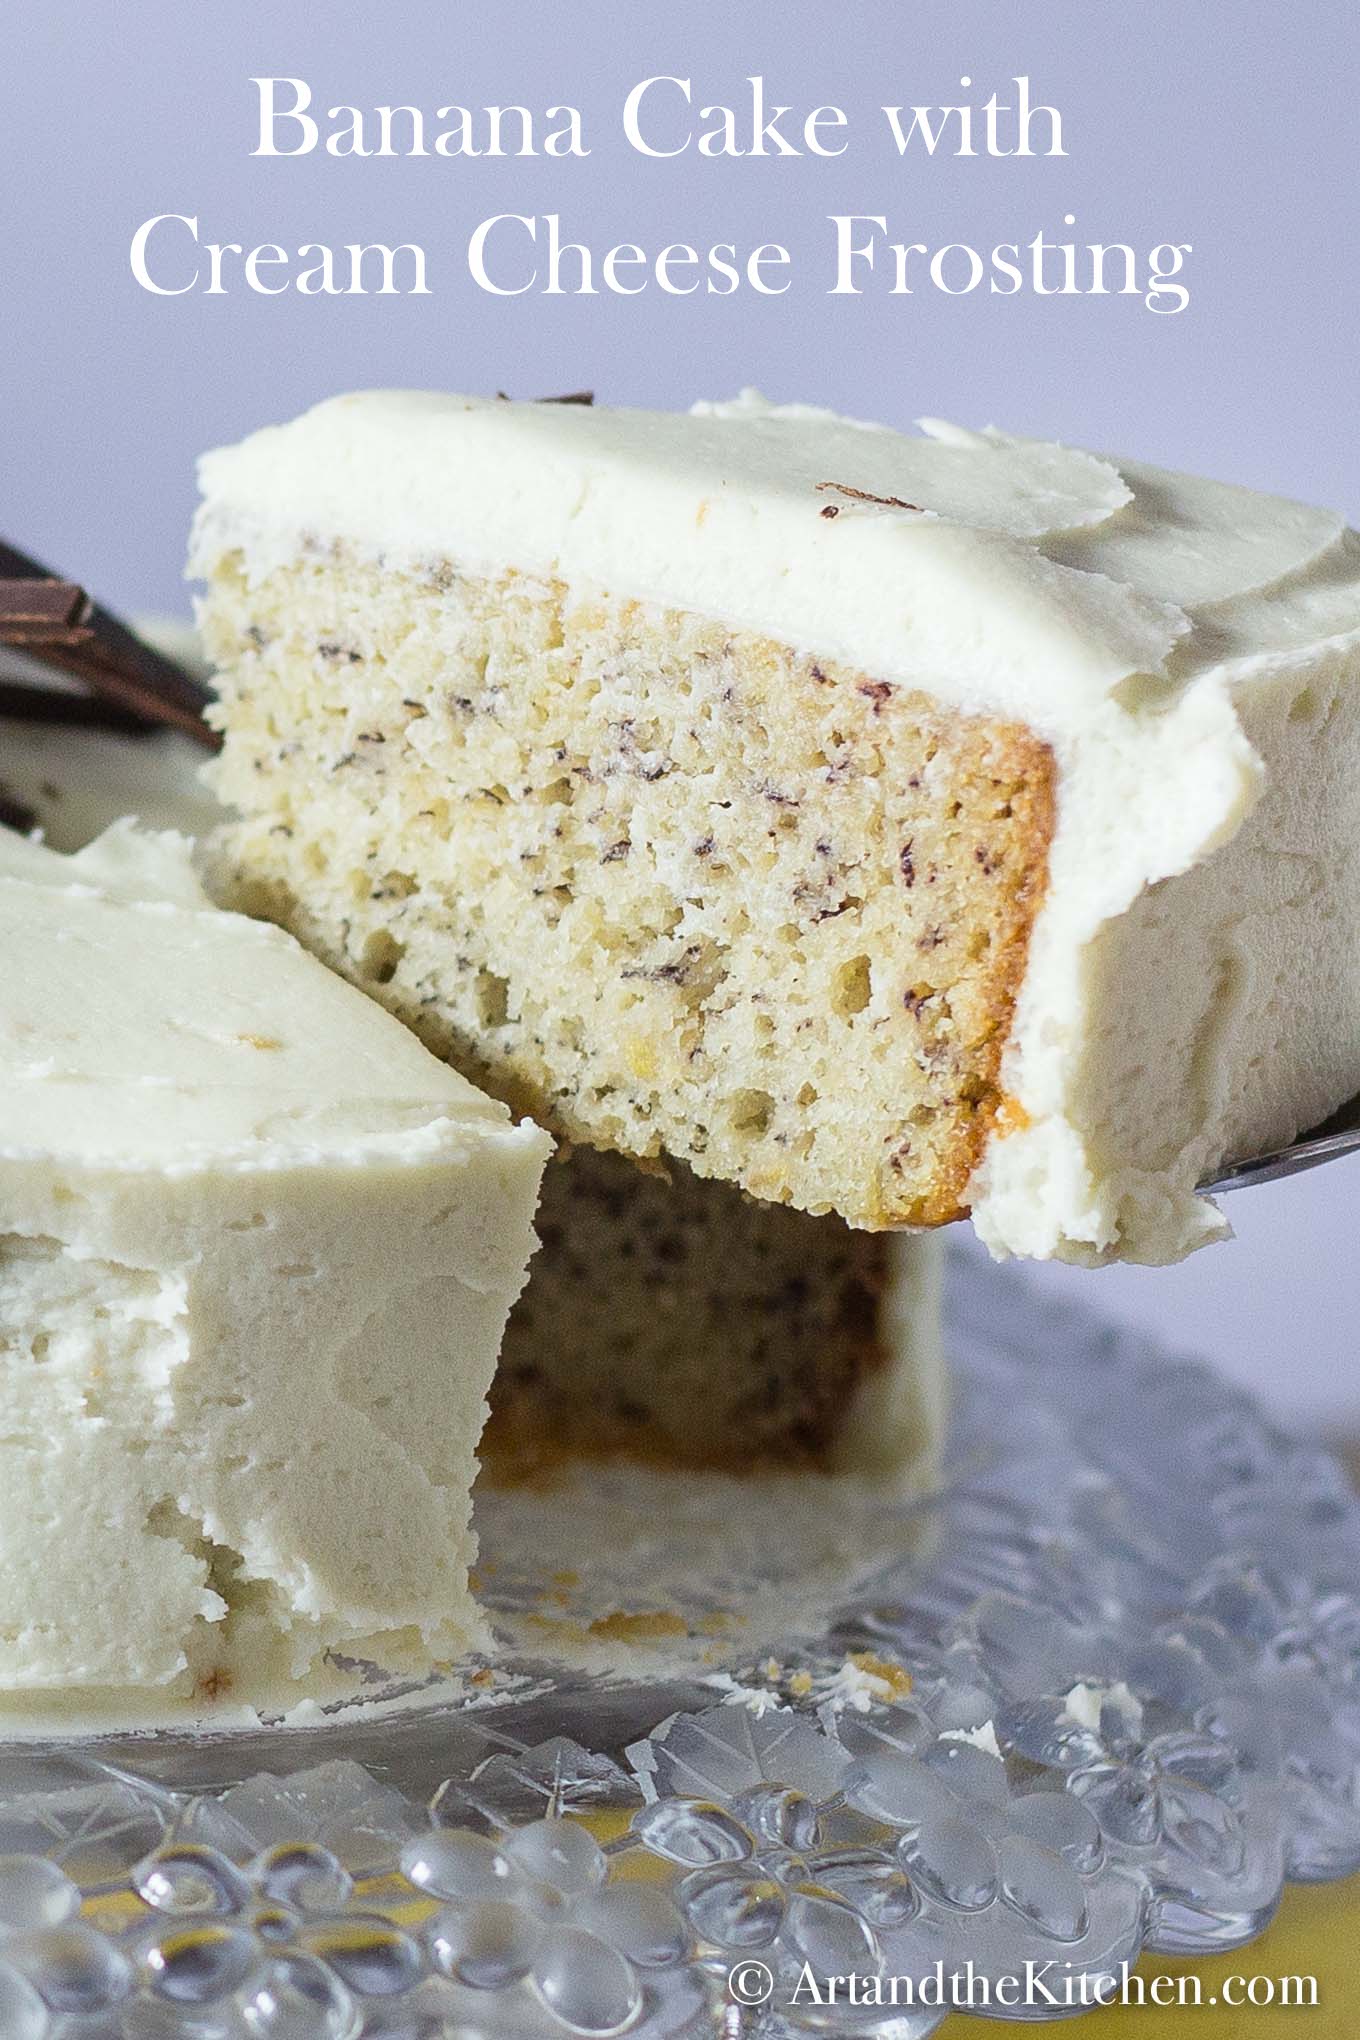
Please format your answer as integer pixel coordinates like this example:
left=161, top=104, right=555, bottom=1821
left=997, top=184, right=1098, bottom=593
left=484, top=1143, right=944, bottom=1482
left=203, top=548, right=1057, bottom=1233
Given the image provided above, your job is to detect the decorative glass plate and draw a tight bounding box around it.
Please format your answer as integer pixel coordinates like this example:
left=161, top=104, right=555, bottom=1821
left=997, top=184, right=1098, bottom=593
left=1, top=1245, right=1357, bottom=2037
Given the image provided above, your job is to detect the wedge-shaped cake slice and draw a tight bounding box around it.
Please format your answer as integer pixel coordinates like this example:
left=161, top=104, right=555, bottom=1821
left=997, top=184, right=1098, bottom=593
left=193, top=391, right=1360, bottom=1262
left=0, top=821, right=549, bottom=1697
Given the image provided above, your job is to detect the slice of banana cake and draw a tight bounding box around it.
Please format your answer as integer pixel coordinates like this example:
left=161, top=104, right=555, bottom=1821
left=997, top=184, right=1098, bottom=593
left=193, top=390, right=1360, bottom=1263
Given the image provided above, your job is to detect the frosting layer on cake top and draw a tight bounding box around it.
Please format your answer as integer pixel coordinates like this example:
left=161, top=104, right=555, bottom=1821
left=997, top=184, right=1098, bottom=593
left=192, top=389, right=1360, bottom=735
left=0, top=822, right=509, bottom=1165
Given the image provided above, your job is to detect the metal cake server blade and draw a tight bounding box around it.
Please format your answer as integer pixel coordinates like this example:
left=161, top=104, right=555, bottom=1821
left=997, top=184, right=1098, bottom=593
left=1201, top=1091, right=1360, bottom=1193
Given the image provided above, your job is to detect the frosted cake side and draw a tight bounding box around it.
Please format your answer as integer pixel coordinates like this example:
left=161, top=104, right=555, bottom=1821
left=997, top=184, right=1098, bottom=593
left=0, top=822, right=548, bottom=1698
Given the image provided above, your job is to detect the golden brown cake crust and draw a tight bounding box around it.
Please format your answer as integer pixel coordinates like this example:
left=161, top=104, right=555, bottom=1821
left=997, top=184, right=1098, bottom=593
left=899, top=717, right=1055, bottom=1226
left=202, top=548, right=1057, bottom=1229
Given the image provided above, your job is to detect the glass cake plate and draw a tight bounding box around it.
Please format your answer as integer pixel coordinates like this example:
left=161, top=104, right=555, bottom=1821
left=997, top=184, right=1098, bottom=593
left=1, top=1245, right=1358, bottom=2038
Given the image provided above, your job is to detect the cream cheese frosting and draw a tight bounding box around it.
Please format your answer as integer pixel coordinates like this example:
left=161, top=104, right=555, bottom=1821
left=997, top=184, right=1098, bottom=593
left=192, top=392, right=1360, bottom=1260
left=0, top=821, right=550, bottom=1695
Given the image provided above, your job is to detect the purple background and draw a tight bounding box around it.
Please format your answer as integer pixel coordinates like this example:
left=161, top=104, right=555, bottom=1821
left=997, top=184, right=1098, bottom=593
left=3, top=0, right=1357, bottom=1434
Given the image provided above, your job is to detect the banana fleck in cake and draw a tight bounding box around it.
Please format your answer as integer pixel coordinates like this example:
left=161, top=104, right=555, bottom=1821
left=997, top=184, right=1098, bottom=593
left=193, top=390, right=1360, bottom=1264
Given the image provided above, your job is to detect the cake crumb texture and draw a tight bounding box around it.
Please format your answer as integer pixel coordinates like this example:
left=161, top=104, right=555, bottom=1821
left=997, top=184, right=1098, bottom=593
left=486, top=1144, right=937, bottom=1474
left=204, top=551, right=1055, bottom=1229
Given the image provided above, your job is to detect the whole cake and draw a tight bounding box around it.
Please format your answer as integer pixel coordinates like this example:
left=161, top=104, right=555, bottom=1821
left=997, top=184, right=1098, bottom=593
left=192, top=391, right=1360, bottom=1263
left=0, top=819, right=548, bottom=1696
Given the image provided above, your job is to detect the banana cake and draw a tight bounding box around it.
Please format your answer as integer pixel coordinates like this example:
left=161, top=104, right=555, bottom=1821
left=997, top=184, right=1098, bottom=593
left=192, top=391, right=1360, bottom=1263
